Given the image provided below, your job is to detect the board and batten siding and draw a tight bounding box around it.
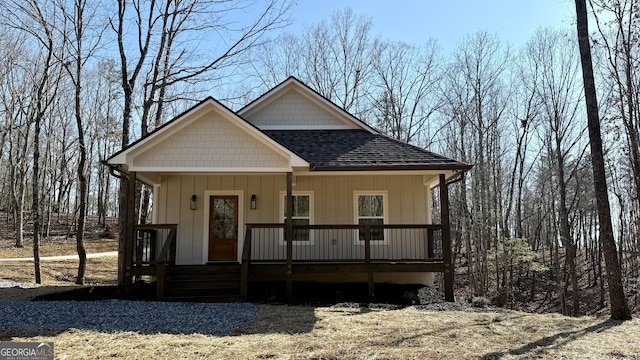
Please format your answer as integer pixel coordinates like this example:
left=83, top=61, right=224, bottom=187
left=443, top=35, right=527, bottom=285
left=155, top=174, right=435, bottom=274
left=243, top=89, right=358, bottom=128
left=156, top=174, right=285, bottom=265
left=132, top=109, right=289, bottom=169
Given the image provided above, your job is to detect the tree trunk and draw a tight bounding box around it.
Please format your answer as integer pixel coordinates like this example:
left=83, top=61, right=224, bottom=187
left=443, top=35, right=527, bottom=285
left=15, top=203, right=24, bottom=248
left=71, top=0, right=88, bottom=285
left=9, top=128, right=29, bottom=248
left=554, top=141, right=579, bottom=315
left=32, top=118, right=42, bottom=284
left=574, top=0, right=631, bottom=320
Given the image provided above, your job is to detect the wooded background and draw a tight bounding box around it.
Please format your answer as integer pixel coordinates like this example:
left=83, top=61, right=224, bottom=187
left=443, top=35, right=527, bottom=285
left=0, top=0, right=637, bottom=316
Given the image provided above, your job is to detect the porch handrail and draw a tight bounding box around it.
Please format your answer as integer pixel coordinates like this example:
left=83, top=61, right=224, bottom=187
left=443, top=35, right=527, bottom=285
left=131, top=223, right=177, bottom=300
left=245, top=223, right=443, bottom=230
left=131, top=224, right=178, bottom=265
left=156, top=225, right=178, bottom=264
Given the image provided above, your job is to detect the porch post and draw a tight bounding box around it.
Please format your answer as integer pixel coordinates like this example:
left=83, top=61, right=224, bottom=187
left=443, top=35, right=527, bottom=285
left=285, top=172, right=294, bottom=299
left=124, top=171, right=136, bottom=292
left=440, top=174, right=454, bottom=302
left=364, top=225, right=374, bottom=297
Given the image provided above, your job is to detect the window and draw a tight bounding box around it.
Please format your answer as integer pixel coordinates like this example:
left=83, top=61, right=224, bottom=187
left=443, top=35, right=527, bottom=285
left=354, top=192, right=387, bottom=243
left=280, top=192, right=313, bottom=244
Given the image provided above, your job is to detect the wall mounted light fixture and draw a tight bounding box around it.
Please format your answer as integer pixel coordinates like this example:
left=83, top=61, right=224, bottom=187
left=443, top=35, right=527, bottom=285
left=190, top=194, right=197, bottom=210
left=250, top=194, right=257, bottom=210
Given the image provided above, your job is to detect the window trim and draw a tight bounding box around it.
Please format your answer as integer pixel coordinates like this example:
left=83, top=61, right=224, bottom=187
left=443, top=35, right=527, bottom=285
left=279, top=191, right=314, bottom=246
left=353, top=191, right=389, bottom=245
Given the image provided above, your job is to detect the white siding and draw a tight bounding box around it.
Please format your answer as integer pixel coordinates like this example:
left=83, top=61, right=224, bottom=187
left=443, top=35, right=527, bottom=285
left=244, top=89, right=357, bottom=128
left=132, top=110, right=289, bottom=169
left=156, top=174, right=285, bottom=265
left=156, top=174, right=433, bottom=265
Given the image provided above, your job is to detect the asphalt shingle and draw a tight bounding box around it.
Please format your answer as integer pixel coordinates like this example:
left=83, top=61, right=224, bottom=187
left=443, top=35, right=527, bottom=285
left=264, top=130, right=471, bottom=171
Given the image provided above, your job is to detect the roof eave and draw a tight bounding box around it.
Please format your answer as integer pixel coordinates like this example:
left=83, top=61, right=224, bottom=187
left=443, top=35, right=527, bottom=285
left=310, top=164, right=474, bottom=172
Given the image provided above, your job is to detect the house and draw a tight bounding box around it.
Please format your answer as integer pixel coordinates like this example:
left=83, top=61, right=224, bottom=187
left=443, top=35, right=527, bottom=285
left=106, top=77, right=471, bottom=302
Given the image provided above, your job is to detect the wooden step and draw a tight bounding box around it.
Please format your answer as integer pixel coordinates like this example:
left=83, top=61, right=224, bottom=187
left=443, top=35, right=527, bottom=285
left=164, top=286, right=241, bottom=298
left=166, top=270, right=240, bottom=281
left=166, top=278, right=240, bottom=291
left=159, top=264, right=245, bottom=302
left=167, top=265, right=240, bottom=280
left=162, top=295, right=245, bottom=303
left=170, top=264, right=241, bottom=273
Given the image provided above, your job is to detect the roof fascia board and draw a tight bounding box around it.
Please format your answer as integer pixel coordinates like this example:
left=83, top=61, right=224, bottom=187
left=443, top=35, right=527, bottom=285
left=128, top=166, right=295, bottom=173
left=295, top=169, right=462, bottom=177
left=257, top=125, right=356, bottom=130
left=141, top=171, right=300, bottom=177
left=309, top=165, right=473, bottom=172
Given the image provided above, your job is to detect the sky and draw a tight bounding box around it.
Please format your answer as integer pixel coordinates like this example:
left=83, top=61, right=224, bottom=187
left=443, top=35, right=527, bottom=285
left=288, top=0, right=576, bottom=53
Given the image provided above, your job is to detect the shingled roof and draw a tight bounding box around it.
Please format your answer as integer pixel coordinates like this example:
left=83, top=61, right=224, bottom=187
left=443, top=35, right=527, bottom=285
left=264, top=129, right=472, bottom=171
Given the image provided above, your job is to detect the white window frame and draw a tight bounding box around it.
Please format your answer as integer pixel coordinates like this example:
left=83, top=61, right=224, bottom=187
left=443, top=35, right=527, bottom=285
left=353, top=191, right=389, bottom=245
left=279, top=191, right=314, bottom=245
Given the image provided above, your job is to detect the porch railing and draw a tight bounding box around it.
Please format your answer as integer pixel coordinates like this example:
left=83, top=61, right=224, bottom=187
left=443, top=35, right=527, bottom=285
left=132, top=224, right=178, bottom=267
left=244, top=224, right=443, bottom=263
left=130, top=224, right=177, bottom=299
left=129, top=223, right=446, bottom=300
left=240, top=223, right=445, bottom=298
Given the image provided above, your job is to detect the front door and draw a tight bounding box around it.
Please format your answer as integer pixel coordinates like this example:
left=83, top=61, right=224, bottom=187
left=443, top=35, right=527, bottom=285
left=208, top=195, right=239, bottom=261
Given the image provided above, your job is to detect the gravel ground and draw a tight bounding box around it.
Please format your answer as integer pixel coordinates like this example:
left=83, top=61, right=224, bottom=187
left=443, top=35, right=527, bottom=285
left=0, top=300, right=257, bottom=336
left=0, top=279, right=506, bottom=338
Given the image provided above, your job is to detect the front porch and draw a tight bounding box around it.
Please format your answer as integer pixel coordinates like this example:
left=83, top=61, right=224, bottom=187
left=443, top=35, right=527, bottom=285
left=125, top=221, right=453, bottom=302
left=119, top=172, right=456, bottom=302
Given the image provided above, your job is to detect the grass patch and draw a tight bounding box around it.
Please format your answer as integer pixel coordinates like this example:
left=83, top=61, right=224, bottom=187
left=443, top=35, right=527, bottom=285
left=1, top=305, right=638, bottom=359
left=0, top=257, right=118, bottom=288
left=1, top=225, right=637, bottom=358
left=0, top=239, right=118, bottom=259
left=0, top=238, right=118, bottom=300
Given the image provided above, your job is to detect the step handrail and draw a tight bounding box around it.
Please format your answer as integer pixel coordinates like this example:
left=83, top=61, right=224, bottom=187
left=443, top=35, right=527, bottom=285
left=154, top=224, right=177, bottom=299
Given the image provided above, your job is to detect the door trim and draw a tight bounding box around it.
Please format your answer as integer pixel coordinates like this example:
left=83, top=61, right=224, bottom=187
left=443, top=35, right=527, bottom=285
left=202, top=190, right=244, bottom=264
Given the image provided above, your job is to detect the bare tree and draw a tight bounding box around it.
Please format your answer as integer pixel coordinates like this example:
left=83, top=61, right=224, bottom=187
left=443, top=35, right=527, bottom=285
left=444, top=31, right=512, bottom=298
left=92, top=59, right=121, bottom=227
left=251, top=7, right=377, bottom=119
left=56, top=0, right=106, bottom=284
left=528, top=27, right=587, bottom=315
left=504, top=39, right=541, bottom=240
left=249, top=32, right=302, bottom=91
left=370, top=39, right=443, bottom=145
left=591, top=0, right=640, bottom=282
left=591, top=0, right=640, bottom=209
left=575, top=0, right=631, bottom=320
left=301, top=8, right=377, bottom=117
left=2, top=60, right=32, bottom=249
left=1, top=0, right=64, bottom=282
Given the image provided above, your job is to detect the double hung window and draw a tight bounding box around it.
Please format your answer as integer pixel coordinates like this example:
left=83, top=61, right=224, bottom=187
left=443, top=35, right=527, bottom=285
left=280, top=192, right=313, bottom=244
left=354, top=192, right=387, bottom=243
